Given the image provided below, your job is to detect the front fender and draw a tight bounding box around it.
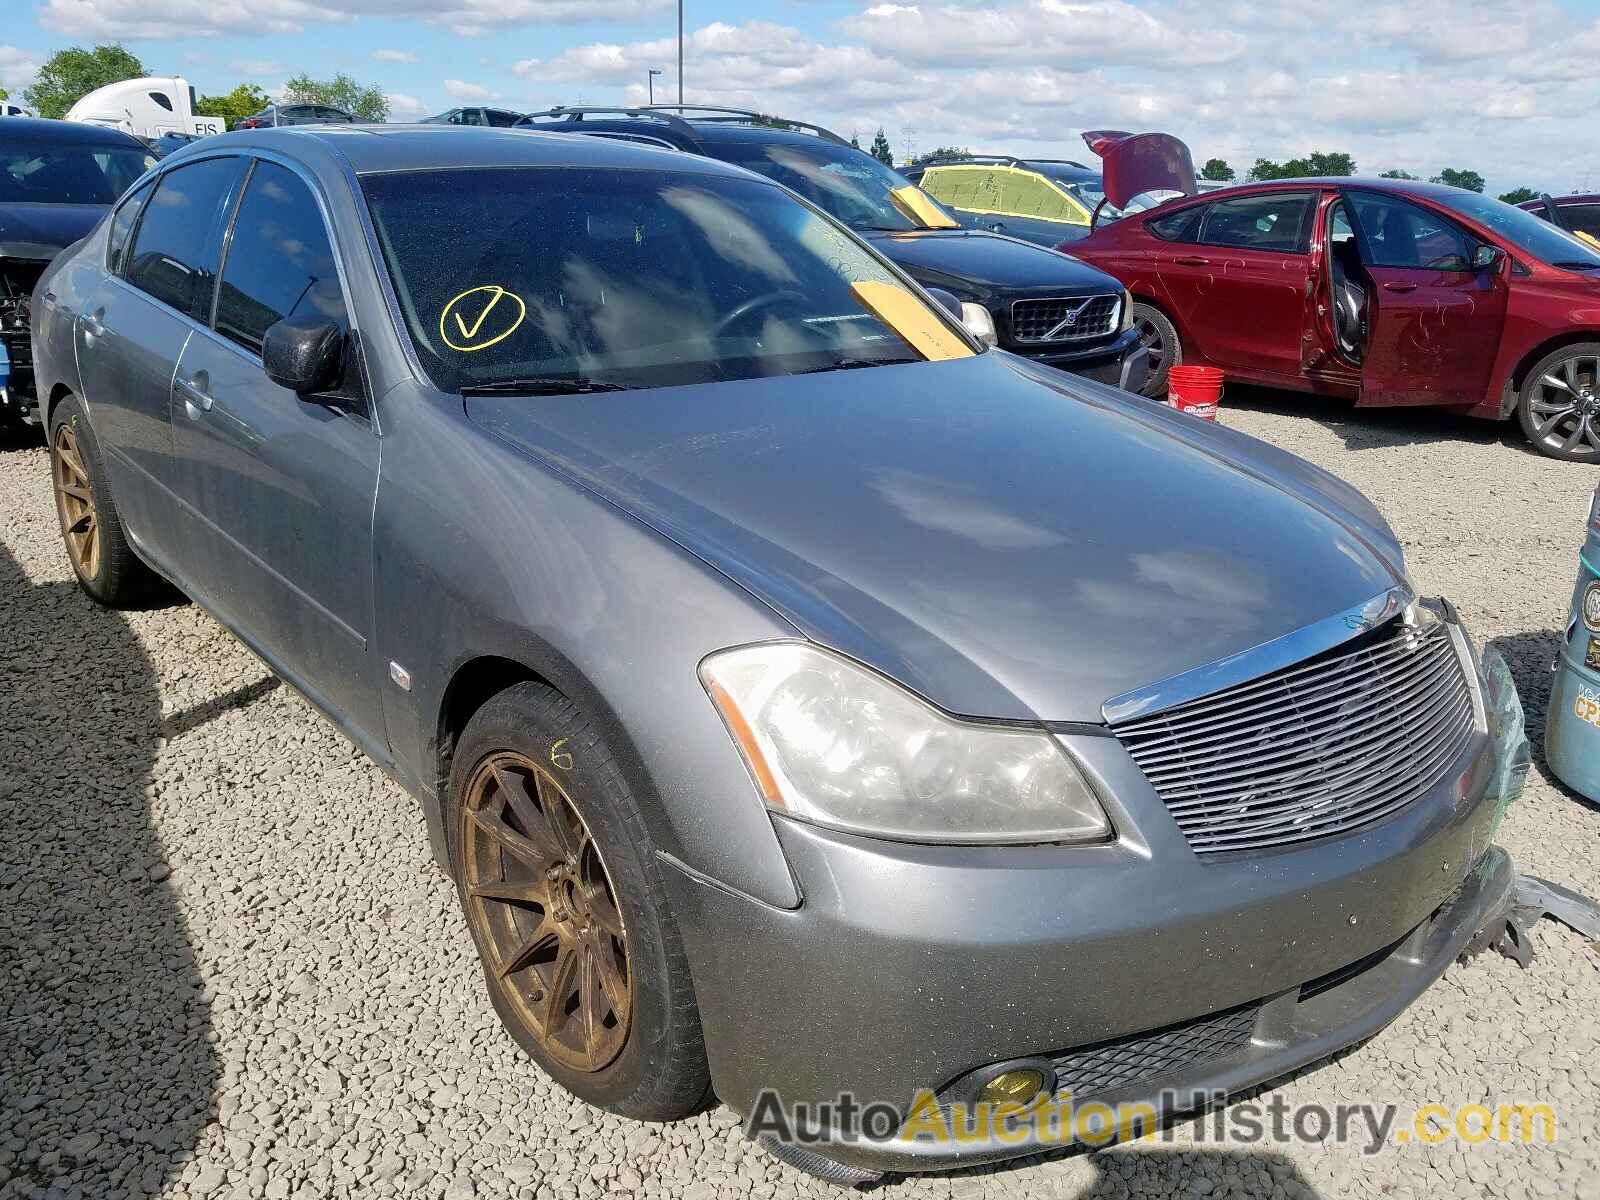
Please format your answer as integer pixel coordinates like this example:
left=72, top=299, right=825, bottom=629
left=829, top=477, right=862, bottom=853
left=371, top=384, right=803, bottom=909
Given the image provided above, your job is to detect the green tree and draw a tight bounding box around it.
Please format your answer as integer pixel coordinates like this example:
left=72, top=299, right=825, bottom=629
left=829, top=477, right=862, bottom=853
left=0, top=87, right=8, bottom=103
left=1379, top=169, right=1418, bottom=180
left=1199, top=157, right=1234, bottom=182
left=1431, top=167, right=1485, bottom=193
left=1498, top=186, right=1539, bottom=205
left=282, top=72, right=389, bottom=122
left=909, top=145, right=973, bottom=168
left=24, top=44, right=148, bottom=120
left=869, top=127, right=894, bottom=167
left=1249, top=150, right=1355, bottom=181
left=195, top=83, right=270, bottom=128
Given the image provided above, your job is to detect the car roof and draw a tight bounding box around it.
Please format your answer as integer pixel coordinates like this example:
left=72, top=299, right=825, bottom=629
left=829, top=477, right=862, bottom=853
left=164, top=124, right=754, bottom=179
left=1192, top=176, right=1480, bottom=201
left=0, top=116, right=149, bottom=149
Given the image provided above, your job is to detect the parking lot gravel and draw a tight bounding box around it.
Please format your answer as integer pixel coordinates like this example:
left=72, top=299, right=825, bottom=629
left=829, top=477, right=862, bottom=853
left=2, top=392, right=1597, bottom=1200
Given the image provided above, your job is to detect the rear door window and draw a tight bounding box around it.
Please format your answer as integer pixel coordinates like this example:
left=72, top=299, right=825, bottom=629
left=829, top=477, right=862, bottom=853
left=921, top=166, right=1003, bottom=213
left=1146, top=203, right=1206, bottom=242
left=1198, top=192, right=1314, bottom=252
left=214, top=161, right=348, bottom=355
left=124, top=156, right=242, bottom=318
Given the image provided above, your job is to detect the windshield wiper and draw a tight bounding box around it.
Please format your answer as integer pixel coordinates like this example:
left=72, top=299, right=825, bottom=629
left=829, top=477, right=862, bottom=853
left=460, top=377, right=638, bottom=396
left=796, top=357, right=920, bottom=374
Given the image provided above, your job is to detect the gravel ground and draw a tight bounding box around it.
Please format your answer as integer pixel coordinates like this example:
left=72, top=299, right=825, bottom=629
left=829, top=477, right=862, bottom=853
left=1, top=393, right=1597, bottom=1200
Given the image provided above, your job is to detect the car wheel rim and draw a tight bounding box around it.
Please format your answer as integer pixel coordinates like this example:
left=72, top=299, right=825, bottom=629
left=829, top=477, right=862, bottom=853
left=52, top=422, right=101, bottom=580
left=1135, top=314, right=1169, bottom=377
left=1530, top=354, right=1600, bottom=456
left=462, top=751, right=632, bottom=1072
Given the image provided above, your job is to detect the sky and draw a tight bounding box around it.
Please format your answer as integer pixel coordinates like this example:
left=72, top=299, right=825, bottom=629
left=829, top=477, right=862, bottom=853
left=4, top=0, right=1600, bottom=195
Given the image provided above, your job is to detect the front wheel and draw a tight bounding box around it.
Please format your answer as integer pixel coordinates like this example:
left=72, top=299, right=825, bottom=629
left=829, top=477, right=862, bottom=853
left=1517, top=343, right=1600, bottom=462
left=1131, top=301, right=1181, bottom=398
left=448, top=682, right=711, bottom=1120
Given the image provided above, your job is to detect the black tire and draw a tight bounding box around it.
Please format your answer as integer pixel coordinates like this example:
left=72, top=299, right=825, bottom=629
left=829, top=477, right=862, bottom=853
left=1131, top=301, right=1181, bottom=398
left=446, top=682, right=711, bottom=1120
left=1517, top=342, right=1600, bottom=463
left=48, top=396, right=163, bottom=607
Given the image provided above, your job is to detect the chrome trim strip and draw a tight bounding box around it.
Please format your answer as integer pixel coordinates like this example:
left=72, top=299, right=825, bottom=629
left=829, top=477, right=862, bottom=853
left=1101, top=585, right=1415, bottom=724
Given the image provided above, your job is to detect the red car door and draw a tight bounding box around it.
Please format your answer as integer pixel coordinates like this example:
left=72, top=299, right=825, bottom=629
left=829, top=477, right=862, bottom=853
left=1159, top=189, right=1319, bottom=381
left=1345, top=189, right=1509, bottom=407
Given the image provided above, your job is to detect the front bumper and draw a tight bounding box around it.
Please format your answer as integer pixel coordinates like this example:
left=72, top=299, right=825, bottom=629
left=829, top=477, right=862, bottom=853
left=1013, top=326, right=1148, bottom=393
left=1546, top=555, right=1600, bottom=802
left=663, top=693, right=1507, bottom=1174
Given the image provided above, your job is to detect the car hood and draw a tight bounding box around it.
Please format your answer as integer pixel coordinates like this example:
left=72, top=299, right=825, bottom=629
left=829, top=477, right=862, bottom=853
left=862, top=228, right=1117, bottom=296
left=466, top=354, right=1406, bottom=723
left=0, top=203, right=107, bottom=260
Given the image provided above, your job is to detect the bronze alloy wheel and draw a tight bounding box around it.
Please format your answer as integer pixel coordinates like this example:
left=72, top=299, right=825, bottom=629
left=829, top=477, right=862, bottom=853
left=52, top=420, right=101, bottom=581
left=462, top=752, right=633, bottom=1072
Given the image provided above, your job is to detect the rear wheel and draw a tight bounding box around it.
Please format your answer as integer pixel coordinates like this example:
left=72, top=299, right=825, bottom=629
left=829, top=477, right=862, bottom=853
left=48, top=396, right=162, bottom=606
left=1517, top=343, right=1600, bottom=462
left=1131, top=301, right=1181, bottom=397
left=448, top=682, right=711, bottom=1120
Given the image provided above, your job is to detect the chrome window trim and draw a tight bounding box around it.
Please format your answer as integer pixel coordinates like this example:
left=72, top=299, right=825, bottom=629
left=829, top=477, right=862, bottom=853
left=1102, top=585, right=1416, bottom=724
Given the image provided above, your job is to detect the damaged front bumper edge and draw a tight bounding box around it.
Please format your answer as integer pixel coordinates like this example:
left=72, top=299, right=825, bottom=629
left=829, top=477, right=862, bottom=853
left=758, top=848, right=1600, bottom=1182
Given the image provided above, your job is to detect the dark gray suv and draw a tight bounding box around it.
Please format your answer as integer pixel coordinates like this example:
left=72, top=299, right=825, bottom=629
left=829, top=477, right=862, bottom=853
left=33, top=124, right=1526, bottom=1181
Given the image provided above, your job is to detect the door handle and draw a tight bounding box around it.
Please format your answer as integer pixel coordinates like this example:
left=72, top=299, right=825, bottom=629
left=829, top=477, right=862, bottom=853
left=80, top=312, right=105, bottom=338
left=1174, top=255, right=1210, bottom=266
left=1382, top=281, right=1418, bottom=293
left=175, top=375, right=214, bottom=414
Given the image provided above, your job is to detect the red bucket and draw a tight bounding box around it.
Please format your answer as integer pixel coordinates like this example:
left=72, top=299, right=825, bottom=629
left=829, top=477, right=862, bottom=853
left=1168, top=365, right=1223, bottom=420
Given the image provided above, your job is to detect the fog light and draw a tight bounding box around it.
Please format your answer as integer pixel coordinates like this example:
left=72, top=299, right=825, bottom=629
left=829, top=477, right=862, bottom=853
left=976, top=1068, right=1047, bottom=1107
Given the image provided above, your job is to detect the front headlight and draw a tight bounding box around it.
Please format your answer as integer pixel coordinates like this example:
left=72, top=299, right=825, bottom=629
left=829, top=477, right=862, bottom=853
left=700, top=643, right=1111, bottom=844
left=1119, top=289, right=1134, bottom=332
left=959, top=302, right=998, bottom=347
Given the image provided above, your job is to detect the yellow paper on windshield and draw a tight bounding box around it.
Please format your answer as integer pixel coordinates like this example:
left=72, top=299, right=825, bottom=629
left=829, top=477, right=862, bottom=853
left=850, top=281, right=974, bottom=361
left=888, top=185, right=961, bottom=230
left=1577, top=230, right=1600, bottom=251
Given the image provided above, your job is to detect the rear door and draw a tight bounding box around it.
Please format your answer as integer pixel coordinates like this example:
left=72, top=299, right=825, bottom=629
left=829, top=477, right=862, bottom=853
left=168, top=156, right=384, bottom=741
left=76, top=156, right=244, bottom=568
left=1157, top=189, right=1317, bottom=380
left=1345, top=189, right=1508, bottom=407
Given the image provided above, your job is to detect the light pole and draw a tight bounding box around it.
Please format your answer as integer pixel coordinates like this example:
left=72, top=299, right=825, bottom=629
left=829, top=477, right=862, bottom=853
left=677, top=0, right=684, bottom=108
left=648, top=69, right=662, bottom=105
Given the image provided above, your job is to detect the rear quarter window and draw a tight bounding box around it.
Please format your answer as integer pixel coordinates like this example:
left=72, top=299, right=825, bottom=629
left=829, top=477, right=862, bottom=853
left=1145, top=204, right=1205, bottom=242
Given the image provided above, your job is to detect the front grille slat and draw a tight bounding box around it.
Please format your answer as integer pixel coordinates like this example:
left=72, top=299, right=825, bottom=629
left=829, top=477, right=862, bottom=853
left=1112, top=619, right=1475, bottom=855
left=1009, top=294, right=1120, bottom=344
left=1153, top=660, right=1465, bottom=799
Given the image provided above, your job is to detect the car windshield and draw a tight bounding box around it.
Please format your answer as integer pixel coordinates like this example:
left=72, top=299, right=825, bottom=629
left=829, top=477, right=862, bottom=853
left=0, top=143, right=153, bottom=205
left=362, top=167, right=950, bottom=393
left=1430, top=190, right=1600, bottom=270
left=707, top=139, right=941, bottom=233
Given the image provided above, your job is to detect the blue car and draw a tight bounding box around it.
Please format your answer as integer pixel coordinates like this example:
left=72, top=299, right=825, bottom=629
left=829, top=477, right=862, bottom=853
left=1546, top=482, right=1600, bottom=802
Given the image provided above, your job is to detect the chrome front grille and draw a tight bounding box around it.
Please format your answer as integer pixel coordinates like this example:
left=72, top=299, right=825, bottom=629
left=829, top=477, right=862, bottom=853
left=1111, top=617, right=1476, bottom=855
left=1009, top=294, right=1120, bottom=344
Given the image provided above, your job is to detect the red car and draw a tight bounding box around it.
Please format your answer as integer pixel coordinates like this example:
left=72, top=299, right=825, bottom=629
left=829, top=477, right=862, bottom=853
left=1068, top=175, right=1600, bottom=462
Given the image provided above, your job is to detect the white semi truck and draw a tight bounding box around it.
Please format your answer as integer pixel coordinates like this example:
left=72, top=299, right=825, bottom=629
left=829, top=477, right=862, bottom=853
left=64, top=76, right=224, bottom=139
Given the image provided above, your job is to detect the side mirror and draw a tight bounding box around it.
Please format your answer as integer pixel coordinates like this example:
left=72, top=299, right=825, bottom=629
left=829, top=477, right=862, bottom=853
left=263, top=315, right=345, bottom=394
left=1472, top=244, right=1505, bottom=273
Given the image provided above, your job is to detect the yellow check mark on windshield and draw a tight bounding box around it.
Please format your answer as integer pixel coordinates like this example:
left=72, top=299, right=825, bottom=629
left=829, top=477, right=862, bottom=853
left=454, top=286, right=506, bottom=341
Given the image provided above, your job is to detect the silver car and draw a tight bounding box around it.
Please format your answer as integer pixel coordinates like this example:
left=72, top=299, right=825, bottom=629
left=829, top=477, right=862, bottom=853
left=32, top=124, right=1525, bottom=1180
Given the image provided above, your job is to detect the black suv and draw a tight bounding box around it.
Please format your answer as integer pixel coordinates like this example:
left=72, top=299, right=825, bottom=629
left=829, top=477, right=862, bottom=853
left=517, top=106, right=1147, bottom=391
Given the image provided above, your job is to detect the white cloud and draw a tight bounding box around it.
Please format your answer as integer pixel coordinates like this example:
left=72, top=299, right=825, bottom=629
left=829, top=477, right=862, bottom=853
left=443, top=78, right=496, bottom=100
left=38, top=0, right=671, bottom=39
left=0, top=45, right=42, bottom=92
left=386, top=91, right=426, bottom=116
left=230, top=58, right=284, bottom=76
left=373, top=49, right=420, bottom=63
left=511, top=5, right=1600, bottom=195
